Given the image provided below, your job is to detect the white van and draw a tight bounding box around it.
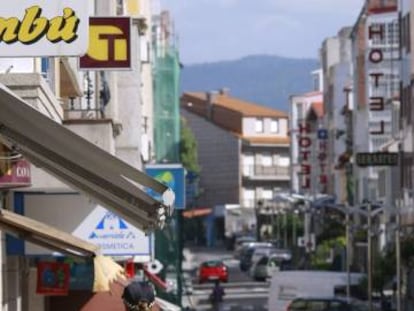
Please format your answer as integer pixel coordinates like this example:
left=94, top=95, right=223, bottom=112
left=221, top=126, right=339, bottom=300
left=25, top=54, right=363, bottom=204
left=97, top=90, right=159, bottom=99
left=267, top=271, right=365, bottom=311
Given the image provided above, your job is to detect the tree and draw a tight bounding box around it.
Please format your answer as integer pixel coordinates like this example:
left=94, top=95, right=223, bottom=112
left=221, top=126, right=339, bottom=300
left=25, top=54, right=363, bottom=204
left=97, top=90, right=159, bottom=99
left=179, top=117, right=200, bottom=173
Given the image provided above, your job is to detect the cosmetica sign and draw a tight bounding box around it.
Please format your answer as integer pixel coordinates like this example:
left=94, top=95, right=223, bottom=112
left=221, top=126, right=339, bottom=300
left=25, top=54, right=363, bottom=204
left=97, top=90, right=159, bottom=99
left=72, top=205, right=151, bottom=257
left=0, top=1, right=88, bottom=57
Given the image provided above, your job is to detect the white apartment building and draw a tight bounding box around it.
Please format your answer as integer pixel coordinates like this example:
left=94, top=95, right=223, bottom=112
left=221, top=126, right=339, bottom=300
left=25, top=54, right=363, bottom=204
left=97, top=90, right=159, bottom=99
left=320, top=27, right=353, bottom=201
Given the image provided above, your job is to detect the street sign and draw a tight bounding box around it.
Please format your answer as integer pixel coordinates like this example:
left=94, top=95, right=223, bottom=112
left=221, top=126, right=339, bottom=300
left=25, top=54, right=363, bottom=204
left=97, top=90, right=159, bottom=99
left=356, top=152, right=398, bottom=167
left=317, top=129, right=328, bottom=139
left=79, top=17, right=132, bottom=70
left=73, top=205, right=152, bottom=256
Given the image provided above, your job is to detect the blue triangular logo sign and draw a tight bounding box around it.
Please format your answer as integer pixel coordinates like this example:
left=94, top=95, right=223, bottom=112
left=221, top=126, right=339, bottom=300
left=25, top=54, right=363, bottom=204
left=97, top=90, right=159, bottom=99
left=95, top=212, right=128, bottom=230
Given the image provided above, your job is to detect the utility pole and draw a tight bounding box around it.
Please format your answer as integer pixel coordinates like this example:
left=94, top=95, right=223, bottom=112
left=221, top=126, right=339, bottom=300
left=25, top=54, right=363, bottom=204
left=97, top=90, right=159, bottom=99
left=345, top=207, right=351, bottom=300
left=176, top=209, right=183, bottom=307
left=367, top=203, right=373, bottom=311
left=256, top=200, right=263, bottom=242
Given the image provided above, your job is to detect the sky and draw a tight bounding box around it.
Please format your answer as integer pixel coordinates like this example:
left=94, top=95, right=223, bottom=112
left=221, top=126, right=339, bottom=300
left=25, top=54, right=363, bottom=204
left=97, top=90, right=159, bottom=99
left=159, top=0, right=365, bottom=65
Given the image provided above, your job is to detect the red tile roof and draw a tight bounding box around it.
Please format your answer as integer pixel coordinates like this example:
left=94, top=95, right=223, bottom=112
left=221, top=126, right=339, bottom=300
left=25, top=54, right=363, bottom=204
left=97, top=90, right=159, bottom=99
left=311, top=102, right=324, bottom=118
left=182, top=92, right=287, bottom=118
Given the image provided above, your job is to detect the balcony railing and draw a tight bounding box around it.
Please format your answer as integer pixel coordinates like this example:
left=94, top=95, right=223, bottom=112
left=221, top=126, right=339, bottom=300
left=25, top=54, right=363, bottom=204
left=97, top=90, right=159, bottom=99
left=63, top=96, right=104, bottom=120
left=242, top=165, right=290, bottom=179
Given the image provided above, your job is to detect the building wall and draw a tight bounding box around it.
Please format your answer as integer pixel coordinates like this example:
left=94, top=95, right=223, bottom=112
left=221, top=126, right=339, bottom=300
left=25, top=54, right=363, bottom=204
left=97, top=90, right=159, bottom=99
left=289, top=92, right=323, bottom=194
left=331, top=63, right=351, bottom=198
left=242, top=117, right=288, bottom=137
left=211, top=104, right=242, bottom=133
left=181, top=109, right=240, bottom=208
left=115, top=24, right=143, bottom=169
left=400, top=0, right=414, bottom=222
left=138, top=0, right=155, bottom=162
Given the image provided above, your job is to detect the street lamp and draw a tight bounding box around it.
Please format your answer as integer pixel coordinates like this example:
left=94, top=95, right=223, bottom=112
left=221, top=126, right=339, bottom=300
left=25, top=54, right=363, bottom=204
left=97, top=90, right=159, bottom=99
left=353, top=203, right=383, bottom=311
left=319, top=201, right=384, bottom=308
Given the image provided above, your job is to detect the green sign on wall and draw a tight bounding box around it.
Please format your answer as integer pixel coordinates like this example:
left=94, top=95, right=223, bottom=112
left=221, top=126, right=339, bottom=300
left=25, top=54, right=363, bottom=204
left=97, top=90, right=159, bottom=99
left=356, top=152, right=399, bottom=167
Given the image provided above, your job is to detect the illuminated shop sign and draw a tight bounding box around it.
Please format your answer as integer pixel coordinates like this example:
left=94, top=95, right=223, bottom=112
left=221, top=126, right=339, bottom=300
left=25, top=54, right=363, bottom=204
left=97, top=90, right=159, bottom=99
left=367, top=23, right=387, bottom=136
left=79, top=17, right=132, bottom=70
left=0, top=1, right=88, bottom=56
left=356, top=152, right=398, bottom=167
left=360, top=21, right=399, bottom=166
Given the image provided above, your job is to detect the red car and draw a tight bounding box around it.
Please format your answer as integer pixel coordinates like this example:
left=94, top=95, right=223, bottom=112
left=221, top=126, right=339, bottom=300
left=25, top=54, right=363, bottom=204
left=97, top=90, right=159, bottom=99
left=198, top=260, right=228, bottom=284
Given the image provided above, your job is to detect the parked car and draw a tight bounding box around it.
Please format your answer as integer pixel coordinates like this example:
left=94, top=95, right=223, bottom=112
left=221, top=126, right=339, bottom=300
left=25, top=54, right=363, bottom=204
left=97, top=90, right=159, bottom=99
left=250, top=253, right=292, bottom=281
left=198, top=260, right=228, bottom=284
left=286, top=297, right=375, bottom=311
left=233, top=236, right=256, bottom=259
left=240, top=244, right=275, bottom=272
left=249, top=255, right=279, bottom=281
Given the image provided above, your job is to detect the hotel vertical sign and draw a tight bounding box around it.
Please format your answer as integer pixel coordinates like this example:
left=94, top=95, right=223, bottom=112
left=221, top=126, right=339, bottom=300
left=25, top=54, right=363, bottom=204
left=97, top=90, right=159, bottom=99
left=355, top=21, right=399, bottom=166
left=0, top=1, right=88, bottom=57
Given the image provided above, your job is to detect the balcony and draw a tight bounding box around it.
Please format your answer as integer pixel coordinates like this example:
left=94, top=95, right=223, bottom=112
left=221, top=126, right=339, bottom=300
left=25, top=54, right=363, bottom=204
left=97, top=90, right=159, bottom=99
left=63, top=96, right=104, bottom=120
left=242, top=165, right=290, bottom=180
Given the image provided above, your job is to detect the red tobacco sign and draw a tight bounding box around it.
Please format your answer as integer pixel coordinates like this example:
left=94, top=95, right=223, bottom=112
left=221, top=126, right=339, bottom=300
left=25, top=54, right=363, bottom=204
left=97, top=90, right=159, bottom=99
left=37, top=262, right=70, bottom=295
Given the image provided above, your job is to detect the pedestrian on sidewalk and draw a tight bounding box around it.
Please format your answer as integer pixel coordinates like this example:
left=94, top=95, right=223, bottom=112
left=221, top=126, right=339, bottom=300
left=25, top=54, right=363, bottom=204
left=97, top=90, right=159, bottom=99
left=209, top=280, right=225, bottom=311
left=122, top=281, right=156, bottom=311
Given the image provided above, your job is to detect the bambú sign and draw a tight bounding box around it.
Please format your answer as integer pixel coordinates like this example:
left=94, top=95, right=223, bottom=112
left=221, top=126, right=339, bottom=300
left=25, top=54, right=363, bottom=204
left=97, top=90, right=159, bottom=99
left=0, top=1, right=88, bottom=57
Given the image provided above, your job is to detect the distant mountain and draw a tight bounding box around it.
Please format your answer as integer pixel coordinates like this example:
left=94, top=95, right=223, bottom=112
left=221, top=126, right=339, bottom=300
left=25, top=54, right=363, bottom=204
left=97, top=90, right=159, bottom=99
left=180, top=55, right=319, bottom=112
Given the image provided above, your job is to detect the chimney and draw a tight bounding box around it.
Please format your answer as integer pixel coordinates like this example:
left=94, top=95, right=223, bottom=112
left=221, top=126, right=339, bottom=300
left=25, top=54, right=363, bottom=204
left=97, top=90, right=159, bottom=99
left=219, top=88, right=230, bottom=96
left=206, top=91, right=217, bottom=119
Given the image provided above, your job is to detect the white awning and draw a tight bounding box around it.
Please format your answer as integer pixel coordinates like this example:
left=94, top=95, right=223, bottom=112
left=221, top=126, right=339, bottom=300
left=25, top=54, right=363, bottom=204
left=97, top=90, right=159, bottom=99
left=0, top=208, right=126, bottom=292
left=0, top=208, right=99, bottom=257
left=0, top=84, right=174, bottom=232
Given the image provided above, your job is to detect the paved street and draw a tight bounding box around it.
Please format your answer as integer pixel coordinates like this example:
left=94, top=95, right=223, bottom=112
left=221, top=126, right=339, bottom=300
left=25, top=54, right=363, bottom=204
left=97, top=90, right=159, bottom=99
left=182, top=246, right=269, bottom=310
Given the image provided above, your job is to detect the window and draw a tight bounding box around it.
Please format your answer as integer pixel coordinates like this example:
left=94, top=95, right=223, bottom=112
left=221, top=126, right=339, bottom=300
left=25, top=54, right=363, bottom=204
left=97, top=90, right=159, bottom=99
left=116, top=0, right=124, bottom=15
left=41, top=58, right=49, bottom=79
left=243, top=154, right=254, bottom=176
left=261, top=153, right=272, bottom=166
left=369, top=20, right=400, bottom=48
left=243, top=188, right=255, bottom=208
left=296, top=103, right=304, bottom=120
left=140, top=36, right=150, bottom=63
left=278, top=157, right=290, bottom=167
left=270, top=119, right=279, bottom=133
left=262, top=188, right=273, bottom=200
left=255, top=119, right=264, bottom=133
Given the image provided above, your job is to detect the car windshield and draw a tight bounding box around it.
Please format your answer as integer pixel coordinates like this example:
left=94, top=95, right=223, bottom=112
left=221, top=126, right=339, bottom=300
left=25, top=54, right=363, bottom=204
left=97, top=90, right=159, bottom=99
left=202, top=261, right=222, bottom=268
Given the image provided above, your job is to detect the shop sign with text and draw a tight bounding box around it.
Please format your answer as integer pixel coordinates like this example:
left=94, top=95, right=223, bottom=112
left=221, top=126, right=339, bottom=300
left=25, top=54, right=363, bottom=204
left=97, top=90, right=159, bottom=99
left=79, top=17, right=132, bottom=70
left=356, top=152, right=399, bottom=167
left=297, top=124, right=328, bottom=193
left=37, top=262, right=70, bottom=295
left=0, top=1, right=89, bottom=57
left=0, top=158, right=31, bottom=189
left=298, top=122, right=312, bottom=190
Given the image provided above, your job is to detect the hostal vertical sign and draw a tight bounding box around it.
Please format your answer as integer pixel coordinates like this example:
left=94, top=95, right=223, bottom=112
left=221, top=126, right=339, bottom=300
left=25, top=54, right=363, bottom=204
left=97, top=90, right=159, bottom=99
left=367, top=23, right=387, bottom=136
left=297, top=123, right=328, bottom=192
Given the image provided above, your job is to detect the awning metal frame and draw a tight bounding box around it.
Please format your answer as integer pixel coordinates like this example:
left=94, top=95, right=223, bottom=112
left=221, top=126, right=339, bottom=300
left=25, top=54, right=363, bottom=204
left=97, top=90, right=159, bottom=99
left=0, top=208, right=99, bottom=258
left=0, top=84, right=174, bottom=232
